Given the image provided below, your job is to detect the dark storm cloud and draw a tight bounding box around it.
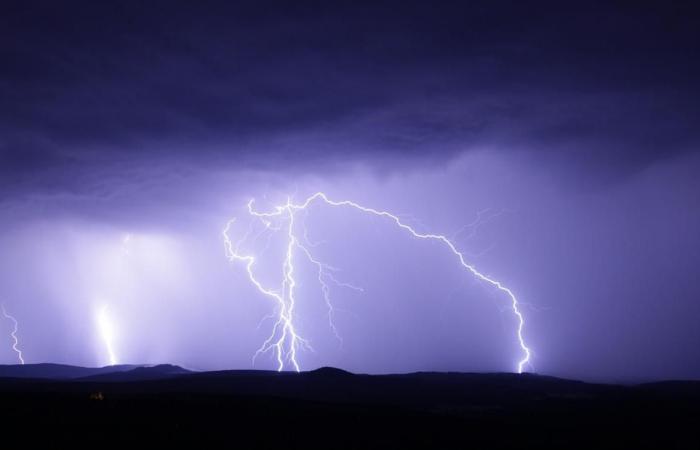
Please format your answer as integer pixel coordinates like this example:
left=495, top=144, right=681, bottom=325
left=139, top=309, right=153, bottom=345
left=1, top=0, right=699, bottom=191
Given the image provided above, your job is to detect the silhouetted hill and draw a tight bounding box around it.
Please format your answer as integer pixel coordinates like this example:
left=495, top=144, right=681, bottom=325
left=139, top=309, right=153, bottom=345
left=638, top=379, right=700, bottom=395
left=309, top=366, right=354, bottom=377
left=78, top=364, right=192, bottom=381
left=0, top=363, right=139, bottom=379
left=0, top=366, right=697, bottom=448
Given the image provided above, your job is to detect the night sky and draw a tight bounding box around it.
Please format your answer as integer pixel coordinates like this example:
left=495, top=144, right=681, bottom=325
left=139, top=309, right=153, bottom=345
left=1, top=1, right=699, bottom=381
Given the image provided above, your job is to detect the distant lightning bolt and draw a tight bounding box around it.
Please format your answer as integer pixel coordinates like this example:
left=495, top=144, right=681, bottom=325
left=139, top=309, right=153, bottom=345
left=1, top=304, right=25, bottom=365
left=224, top=192, right=532, bottom=373
left=97, top=305, right=118, bottom=366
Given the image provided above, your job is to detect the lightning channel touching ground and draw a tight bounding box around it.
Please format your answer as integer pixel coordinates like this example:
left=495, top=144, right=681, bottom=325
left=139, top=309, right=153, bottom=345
left=1, top=304, right=25, bottom=365
left=97, top=305, right=118, bottom=366
left=223, top=192, right=532, bottom=373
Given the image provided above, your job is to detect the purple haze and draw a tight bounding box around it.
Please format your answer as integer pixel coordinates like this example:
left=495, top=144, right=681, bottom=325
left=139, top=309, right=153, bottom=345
left=1, top=1, right=699, bottom=381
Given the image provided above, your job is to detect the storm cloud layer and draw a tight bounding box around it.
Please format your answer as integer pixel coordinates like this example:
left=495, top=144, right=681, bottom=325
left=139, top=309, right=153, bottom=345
left=1, top=1, right=699, bottom=380
left=3, top=1, right=699, bottom=182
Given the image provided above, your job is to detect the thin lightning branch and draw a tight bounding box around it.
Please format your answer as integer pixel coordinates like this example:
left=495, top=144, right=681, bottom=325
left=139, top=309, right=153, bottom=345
left=255, top=311, right=280, bottom=331
left=224, top=192, right=532, bottom=373
left=1, top=304, right=25, bottom=365
left=463, top=242, right=497, bottom=259
left=451, top=208, right=508, bottom=242
left=300, top=208, right=328, bottom=249
left=296, top=242, right=364, bottom=344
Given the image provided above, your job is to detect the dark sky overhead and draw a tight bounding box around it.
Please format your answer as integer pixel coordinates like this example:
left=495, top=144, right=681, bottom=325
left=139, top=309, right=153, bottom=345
left=1, top=1, right=699, bottom=380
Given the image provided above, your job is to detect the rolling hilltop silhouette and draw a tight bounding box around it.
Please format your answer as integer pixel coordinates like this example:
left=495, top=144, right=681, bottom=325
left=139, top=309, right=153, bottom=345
left=0, top=363, right=698, bottom=448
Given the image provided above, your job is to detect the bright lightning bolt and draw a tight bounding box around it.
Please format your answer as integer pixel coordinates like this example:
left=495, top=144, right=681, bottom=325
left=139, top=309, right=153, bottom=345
left=1, top=304, right=25, bottom=365
left=97, top=305, right=118, bottom=366
left=224, top=192, right=532, bottom=373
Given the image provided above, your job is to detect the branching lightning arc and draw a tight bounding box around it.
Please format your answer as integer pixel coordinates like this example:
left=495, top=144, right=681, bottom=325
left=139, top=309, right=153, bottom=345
left=223, top=192, right=531, bottom=373
left=1, top=304, right=25, bottom=365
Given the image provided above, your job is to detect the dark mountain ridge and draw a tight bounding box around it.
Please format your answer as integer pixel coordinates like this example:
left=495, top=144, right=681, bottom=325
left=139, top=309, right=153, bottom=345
left=0, top=364, right=697, bottom=448
left=0, top=362, right=140, bottom=379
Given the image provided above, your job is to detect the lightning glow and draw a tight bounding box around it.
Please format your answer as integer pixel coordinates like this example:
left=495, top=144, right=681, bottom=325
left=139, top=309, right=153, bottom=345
left=223, top=192, right=532, bottom=373
left=97, top=305, right=118, bottom=366
left=1, top=304, right=25, bottom=365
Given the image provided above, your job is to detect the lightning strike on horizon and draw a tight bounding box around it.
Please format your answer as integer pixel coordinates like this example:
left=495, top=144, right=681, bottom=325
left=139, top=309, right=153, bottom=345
left=1, top=304, right=25, bottom=365
left=97, top=305, right=118, bottom=366
left=223, top=192, right=532, bottom=373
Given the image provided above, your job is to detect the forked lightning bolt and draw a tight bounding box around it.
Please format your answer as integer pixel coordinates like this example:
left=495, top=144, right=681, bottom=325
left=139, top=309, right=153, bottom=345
left=1, top=304, right=25, bottom=365
left=223, top=192, right=532, bottom=373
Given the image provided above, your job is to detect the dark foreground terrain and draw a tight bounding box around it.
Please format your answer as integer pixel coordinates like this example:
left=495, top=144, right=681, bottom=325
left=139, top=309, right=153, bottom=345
left=0, top=364, right=698, bottom=449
